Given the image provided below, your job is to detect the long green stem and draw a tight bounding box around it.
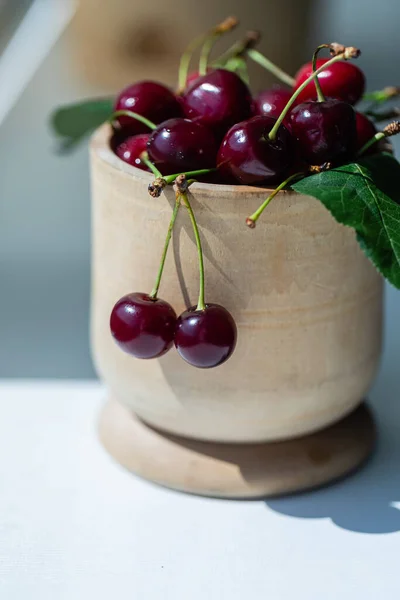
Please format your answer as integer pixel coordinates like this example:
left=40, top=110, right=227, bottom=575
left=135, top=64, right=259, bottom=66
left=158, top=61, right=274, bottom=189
left=212, top=30, right=260, bottom=68
left=181, top=192, right=205, bottom=311
left=363, top=86, right=400, bottom=103
left=199, top=33, right=219, bottom=76
left=178, top=32, right=207, bottom=93
left=178, top=17, right=238, bottom=91
left=246, top=173, right=304, bottom=227
left=357, top=132, right=385, bottom=156
left=312, top=44, right=329, bottom=102
left=164, top=168, right=217, bottom=185
left=150, top=197, right=181, bottom=299
left=198, top=16, right=238, bottom=76
left=268, top=54, right=347, bottom=140
left=109, top=110, right=156, bottom=131
left=140, top=152, right=162, bottom=178
left=247, top=49, right=295, bottom=87
left=224, top=56, right=249, bottom=83
left=358, top=121, right=400, bottom=156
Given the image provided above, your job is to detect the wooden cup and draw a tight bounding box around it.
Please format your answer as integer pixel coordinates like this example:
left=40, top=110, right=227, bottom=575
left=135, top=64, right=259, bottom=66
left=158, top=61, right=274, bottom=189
left=91, top=125, right=382, bottom=497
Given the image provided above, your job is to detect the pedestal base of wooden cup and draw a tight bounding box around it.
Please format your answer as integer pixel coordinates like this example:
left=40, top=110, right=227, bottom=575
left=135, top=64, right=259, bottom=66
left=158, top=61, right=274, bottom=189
left=98, top=399, right=376, bottom=499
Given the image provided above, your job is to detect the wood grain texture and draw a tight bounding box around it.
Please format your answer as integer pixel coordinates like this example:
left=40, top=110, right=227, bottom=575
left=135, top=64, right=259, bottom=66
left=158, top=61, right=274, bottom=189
left=99, top=398, right=375, bottom=498
left=90, top=124, right=383, bottom=443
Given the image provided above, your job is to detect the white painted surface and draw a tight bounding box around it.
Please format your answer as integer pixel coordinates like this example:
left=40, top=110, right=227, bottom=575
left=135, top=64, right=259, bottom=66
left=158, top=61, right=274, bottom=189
left=0, top=375, right=399, bottom=599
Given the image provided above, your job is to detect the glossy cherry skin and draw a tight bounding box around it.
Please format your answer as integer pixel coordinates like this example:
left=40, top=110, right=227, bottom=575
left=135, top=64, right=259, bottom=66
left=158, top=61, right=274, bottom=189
left=175, top=304, right=237, bottom=368
left=217, top=115, right=295, bottom=185
left=182, top=69, right=252, bottom=138
left=294, top=59, right=366, bottom=105
left=147, top=118, right=217, bottom=175
left=185, top=68, right=212, bottom=88
left=110, top=292, right=177, bottom=359
left=114, top=81, right=182, bottom=135
left=254, top=85, right=292, bottom=123
left=112, top=133, right=150, bottom=170
left=355, top=112, right=377, bottom=152
left=289, top=99, right=357, bottom=166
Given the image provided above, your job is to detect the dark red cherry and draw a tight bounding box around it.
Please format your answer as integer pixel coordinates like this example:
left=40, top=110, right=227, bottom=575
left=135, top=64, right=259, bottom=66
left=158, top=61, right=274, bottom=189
left=114, top=81, right=182, bottom=135
left=217, top=115, right=295, bottom=185
left=175, top=304, right=237, bottom=368
left=110, top=292, right=176, bottom=359
left=294, top=59, right=366, bottom=105
left=182, top=69, right=252, bottom=138
left=254, top=85, right=292, bottom=124
left=113, top=133, right=150, bottom=170
left=185, top=68, right=212, bottom=89
left=355, top=112, right=377, bottom=152
left=147, top=118, right=217, bottom=175
left=290, top=99, right=357, bottom=165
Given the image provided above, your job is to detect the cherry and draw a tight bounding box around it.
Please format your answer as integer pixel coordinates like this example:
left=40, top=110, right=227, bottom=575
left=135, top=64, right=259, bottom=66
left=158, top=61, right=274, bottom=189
left=289, top=99, right=357, bottom=165
left=114, top=81, right=182, bottom=135
left=110, top=292, right=176, bottom=359
left=293, top=58, right=366, bottom=105
left=112, top=133, right=150, bottom=170
left=355, top=112, right=378, bottom=152
left=175, top=304, right=237, bottom=368
left=147, top=118, right=217, bottom=175
left=185, top=68, right=212, bottom=89
left=217, top=115, right=295, bottom=185
left=254, top=85, right=292, bottom=123
left=182, top=69, right=252, bottom=138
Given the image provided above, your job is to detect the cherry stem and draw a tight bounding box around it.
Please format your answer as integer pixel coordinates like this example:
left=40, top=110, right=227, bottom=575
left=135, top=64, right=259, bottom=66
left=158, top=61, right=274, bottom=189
left=150, top=195, right=181, bottom=299
left=357, top=132, right=386, bottom=156
left=198, top=32, right=222, bottom=76
left=357, top=121, right=400, bottom=156
left=363, top=87, right=400, bottom=104
left=140, top=152, right=162, bottom=178
left=247, top=49, right=295, bottom=87
left=246, top=172, right=304, bottom=227
left=212, top=30, right=260, bottom=68
left=178, top=32, right=209, bottom=93
left=109, top=110, right=156, bottom=131
left=198, top=16, right=238, bottom=77
left=268, top=53, right=349, bottom=141
left=312, top=44, right=329, bottom=102
left=224, top=56, right=249, bottom=83
left=181, top=191, right=206, bottom=311
left=178, top=17, right=238, bottom=92
left=164, top=168, right=217, bottom=185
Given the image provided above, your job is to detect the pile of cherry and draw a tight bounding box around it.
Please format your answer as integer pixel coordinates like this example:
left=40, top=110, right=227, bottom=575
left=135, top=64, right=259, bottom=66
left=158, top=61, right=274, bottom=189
left=111, top=48, right=380, bottom=186
left=109, top=22, right=399, bottom=369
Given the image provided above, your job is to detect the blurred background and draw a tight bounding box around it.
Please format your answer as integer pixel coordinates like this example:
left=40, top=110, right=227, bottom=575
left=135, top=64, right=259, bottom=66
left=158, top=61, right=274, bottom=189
left=0, top=0, right=399, bottom=378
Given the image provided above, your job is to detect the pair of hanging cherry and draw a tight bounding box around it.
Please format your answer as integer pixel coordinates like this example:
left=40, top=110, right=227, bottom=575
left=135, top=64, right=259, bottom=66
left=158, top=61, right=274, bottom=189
left=110, top=177, right=236, bottom=369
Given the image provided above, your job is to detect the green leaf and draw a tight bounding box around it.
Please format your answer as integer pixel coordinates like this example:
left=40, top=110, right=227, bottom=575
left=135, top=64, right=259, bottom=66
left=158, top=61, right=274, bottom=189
left=50, top=98, right=114, bottom=150
left=292, top=153, right=400, bottom=289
